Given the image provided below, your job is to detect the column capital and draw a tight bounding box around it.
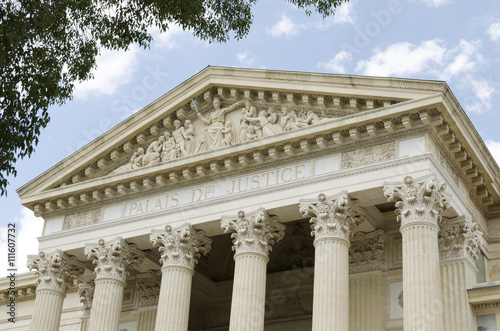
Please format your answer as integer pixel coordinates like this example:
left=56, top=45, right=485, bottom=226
left=27, top=250, right=85, bottom=293
left=439, top=216, right=484, bottom=261
left=150, top=223, right=212, bottom=270
left=349, top=231, right=385, bottom=274
left=221, top=208, right=285, bottom=257
left=78, top=282, right=94, bottom=317
left=136, top=270, right=161, bottom=308
left=84, top=237, right=144, bottom=283
left=299, top=191, right=365, bottom=242
left=384, top=175, right=449, bottom=229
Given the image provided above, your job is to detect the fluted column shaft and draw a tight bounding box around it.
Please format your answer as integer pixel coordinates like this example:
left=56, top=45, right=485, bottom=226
left=385, top=175, right=448, bottom=331
left=88, top=278, right=125, bottom=330
left=85, top=238, right=144, bottom=331
left=229, top=252, right=268, bottom=331
left=80, top=317, right=90, bottom=331
left=222, top=208, right=285, bottom=331
left=150, top=224, right=212, bottom=331
left=155, top=266, right=194, bottom=330
left=30, top=288, right=65, bottom=331
left=137, top=308, right=158, bottom=331
left=27, top=250, right=85, bottom=331
left=401, top=222, right=443, bottom=330
left=300, top=192, right=365, bottom=331
left=313, top=237, right=349, bottom=330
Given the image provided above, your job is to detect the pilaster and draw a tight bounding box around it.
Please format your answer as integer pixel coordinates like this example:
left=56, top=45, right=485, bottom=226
left=384, top=175, right=448, bottom=331
left=78, top=282, right=94, bottom=331
left=439, top=216, right=483, bottom=331
left=27, top=250, right=85, bottom=331
left=299, top=192, right=365, bottom=331
left=221, top=208, right=285, bottom=331
left=84, top=237, right=144, bottom=331
left=150, top=223, right=212, bottom=331
left=136, top=270, right=160, bottom=331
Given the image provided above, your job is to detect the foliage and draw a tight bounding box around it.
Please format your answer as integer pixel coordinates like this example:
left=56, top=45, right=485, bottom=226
left=0, top=0, right=348, bottom=195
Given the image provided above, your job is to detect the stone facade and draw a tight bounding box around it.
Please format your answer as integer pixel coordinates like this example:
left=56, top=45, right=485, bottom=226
left=1, top=67, right=500, bottom=331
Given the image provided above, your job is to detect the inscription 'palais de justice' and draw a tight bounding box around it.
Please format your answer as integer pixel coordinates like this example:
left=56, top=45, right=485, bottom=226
left=125, top=164, right=307, bottom=217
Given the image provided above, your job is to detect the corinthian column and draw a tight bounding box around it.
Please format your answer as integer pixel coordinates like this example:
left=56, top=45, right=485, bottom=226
left=384, top=175, right=448, bottom=331
left=27, top=250, right=85, bottom=331
left=150, top=224, right=212, bottom=331
left=299, top=192, right=364, bottom=331
left=85, top=238, right=144, bottom=331
left=221, top=208, right=285, bottom=331
left=439, top=216, right=483, bottom=331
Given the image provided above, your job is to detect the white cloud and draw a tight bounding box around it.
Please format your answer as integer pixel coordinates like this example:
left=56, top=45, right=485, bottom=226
left=356, top=40, right=446, bottom=77
left=0, top=208, right=43, bottom=277
left=152, top=24, right=186, bottom=49
left=487, top=22, right=500, bottom=41
left=420, top=0, right=451, bottom=7
left=318, top=51, right=352, bottom=73
left=465, top=77, right=495, bottom=114
left=236, top=52, right=256, bottom=68
left=268, top=15, right=304, bottom=37
left=486, top=139, right=500, bottom=165
left=74, top=46, right=139, bottom=100
left=332, top=2, right=355, bottom=25
left=440, top=40, right=483, bottom=81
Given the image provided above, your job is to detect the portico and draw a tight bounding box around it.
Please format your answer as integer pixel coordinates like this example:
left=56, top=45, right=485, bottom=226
left=1, top=67, right=498, bottom=331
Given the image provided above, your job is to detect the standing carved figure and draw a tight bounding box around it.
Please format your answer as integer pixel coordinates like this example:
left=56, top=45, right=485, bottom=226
left=221, top=121, right=234, bottom=146
left=197, top=98, right=244, bottom=150
left=183, top=120, right=197, bottom=155
left=172, top=119, right=187, bottom=157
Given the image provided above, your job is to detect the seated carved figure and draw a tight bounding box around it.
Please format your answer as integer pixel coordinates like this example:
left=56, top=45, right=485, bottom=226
left=161, top=132, right=177, bottom=162
left=143, top=136, right=164, bottom=166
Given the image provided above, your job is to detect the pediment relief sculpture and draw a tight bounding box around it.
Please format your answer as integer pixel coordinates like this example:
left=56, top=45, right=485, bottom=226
left=110, top=97, right=335, bottom=177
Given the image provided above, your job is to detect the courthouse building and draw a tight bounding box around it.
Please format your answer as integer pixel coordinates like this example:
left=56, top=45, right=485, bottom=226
left=2, top=67, right=500, bottom=331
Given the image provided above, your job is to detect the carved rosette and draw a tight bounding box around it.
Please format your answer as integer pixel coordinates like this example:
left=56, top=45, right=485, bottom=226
left=384, top=175, right=449, bottom=229
left=221, top=208, right=285, bottom=257
left=349, top=232, right=385, bottom=273
left=439, top=216, right=483, bottom=261
left=84, top=237, right=144, bottom=282
left=27, top=250, right=85, bottom=293
left=150, top=223, right=212, bottom=270
left=78, top=282, right=94, bottom=317
left=299, top=192, right=365, bottom=242
left=136, top=270, right=161, bottom=308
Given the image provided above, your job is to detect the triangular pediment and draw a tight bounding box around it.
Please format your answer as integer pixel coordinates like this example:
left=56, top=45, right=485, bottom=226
left=17, top=67, right=500, bottom=217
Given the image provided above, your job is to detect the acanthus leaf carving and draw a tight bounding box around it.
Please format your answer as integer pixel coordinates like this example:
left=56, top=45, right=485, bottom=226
left=27, top=250, right=85, bottom=293
left=84, top=237, right=144, bottom=283
left=221, top=208, right=285, bottom=257
left=150, top=223, right=212, bottom=270
left=349, top=232, right=385, bottom=273
left=384, top=175, right=449, bottom=228
left=438, top=216, right=484, bottom=261
left=136, top=270, right=161, bottom=308
left=78, top=282, right=94, bottom=317
left=299, top=192, right=366, bottom=242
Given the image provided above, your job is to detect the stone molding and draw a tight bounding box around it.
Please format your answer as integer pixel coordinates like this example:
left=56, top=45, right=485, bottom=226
left=150, top=223, right=212, bottom=270
left=136, top=270, right=161, bottom=308
left=438, top=216, right=483, bottom=261
left=349, top=231, right=385, bottom=274
left=78, top=282, right=94, bottom=317
left=27, top=250, right=85, bottom=293
left=299, top=192, right=366, bottom=242
left=384, top=175, right=449, bottom=229
left=84, top=237, right=144, bottom=282
left=221, top=208, right=285, bottom=257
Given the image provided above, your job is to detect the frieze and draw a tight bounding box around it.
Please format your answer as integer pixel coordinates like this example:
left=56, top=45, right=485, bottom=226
left=63, top=208, right=102, bottom=230
left=341, top=141, right=395, bottom=169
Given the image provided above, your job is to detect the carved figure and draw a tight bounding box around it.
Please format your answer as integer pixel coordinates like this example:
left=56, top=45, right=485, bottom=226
left=143, top=136, right=164, bottom=166
left=197, top=98, right=244, bottom=150
left=221, top=121, right=234, bottom=146
left=172, top=119, right=187, bottom=157
left=131, top=148, right=145, bottom=169
left=246, top=125, right=258, bottom=141
left=244, top=110, right=283, bottom=137
left=299, top=110, right=321, bottom=125
left=161, top=132, right=177, bottom=162
left=281, top=106, right=307, bottom=131
left=183, top=120, right=197, bottom=155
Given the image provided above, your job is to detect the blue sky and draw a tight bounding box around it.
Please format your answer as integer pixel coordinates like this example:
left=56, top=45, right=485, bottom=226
left=2, top=0, right=500, bottom=276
